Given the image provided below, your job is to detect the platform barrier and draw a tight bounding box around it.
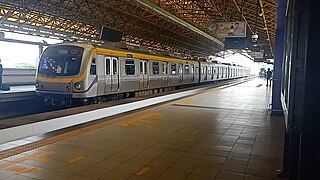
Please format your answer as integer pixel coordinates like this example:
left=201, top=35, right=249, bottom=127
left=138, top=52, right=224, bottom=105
left=2, top=68, right=36, bottom=85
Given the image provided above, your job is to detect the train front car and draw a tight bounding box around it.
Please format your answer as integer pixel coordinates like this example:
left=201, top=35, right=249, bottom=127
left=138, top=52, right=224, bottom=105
left=36, top=43, right=95, bottom=106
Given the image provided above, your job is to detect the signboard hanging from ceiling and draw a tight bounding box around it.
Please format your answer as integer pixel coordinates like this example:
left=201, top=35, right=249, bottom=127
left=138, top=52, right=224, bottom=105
left=224, top=37, right=246, bottom=49
left=251, top=51, right=264, bottom=58
left=212, top=21, right=246, bottom=39
left=100, top=26, right=123, bottom=42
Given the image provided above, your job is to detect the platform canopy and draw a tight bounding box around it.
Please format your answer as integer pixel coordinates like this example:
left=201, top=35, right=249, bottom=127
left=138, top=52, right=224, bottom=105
left=0, top=0, right=275, bottom=58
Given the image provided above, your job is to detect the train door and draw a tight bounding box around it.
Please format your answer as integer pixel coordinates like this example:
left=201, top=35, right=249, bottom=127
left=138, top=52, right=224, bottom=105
left=204, top=66, right=208, bottom=80
left=214, top=67, right=218, bottom=79
left=191, top=65, right=195, bottom=82
left=139, top=60, right=149, bottom=88
left=104, top=57, right=112, bottom=92
left=162, top=62, right=169, bottom=85
left=178, top=63, right=183, bottom=83
left=195, top=65, right=200, bottom=83
left=111, top=57, right=119, bottom=91
left=225, top=67, right=228, bottom=79
left=211, top=66, right=214, bottom=80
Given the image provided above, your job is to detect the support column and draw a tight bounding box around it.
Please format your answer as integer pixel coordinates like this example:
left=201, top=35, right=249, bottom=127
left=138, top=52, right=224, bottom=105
left=38, top=45, right=44, bottom=58
left=271, top=0, right=287, bottom=115
left=298, top=1, right=320, bottom=178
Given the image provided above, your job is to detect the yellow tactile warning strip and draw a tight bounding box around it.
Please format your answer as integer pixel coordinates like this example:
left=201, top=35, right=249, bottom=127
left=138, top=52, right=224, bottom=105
left=136, top=166, right=150, bottom=175
left=68, top=156, right=85, bottom=164
left=121, top=112, right=163, bottom=127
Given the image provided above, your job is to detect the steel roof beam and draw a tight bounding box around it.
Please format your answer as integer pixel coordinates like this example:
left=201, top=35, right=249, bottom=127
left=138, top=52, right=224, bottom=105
left=134, top=0, right=224, bottom=47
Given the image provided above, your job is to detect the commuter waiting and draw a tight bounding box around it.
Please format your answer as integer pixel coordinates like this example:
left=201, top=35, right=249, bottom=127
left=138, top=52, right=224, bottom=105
left=266, top=68, right=272, bottom=86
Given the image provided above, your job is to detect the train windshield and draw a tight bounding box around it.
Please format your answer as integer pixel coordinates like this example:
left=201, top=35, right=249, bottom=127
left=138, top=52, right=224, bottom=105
left=38, top=45, right=84, bottom=77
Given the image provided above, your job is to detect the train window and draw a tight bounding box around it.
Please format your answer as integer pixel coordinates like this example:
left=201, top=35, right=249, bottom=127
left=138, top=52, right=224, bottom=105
left=113, top=59, right=117, bottom=75
left=162, top=62, right=168, bottom=74
left=184, top=65, right=189, bottom=74
left=191, top=65, right=194, bottom=74
left=90, top=58, right=96, bottom=75
left=178, top=64, right=183, bottom=74
left=195, top=66, right=199, bottom=74
left=152, top=62, right=160, bottom=75
left=105, top=58, right=111, bottom=75
left=144, top=61, right=148, bottom=74
left=125, top=59, right=135, bottom=75
left=171, top=63, right=176, bottom=75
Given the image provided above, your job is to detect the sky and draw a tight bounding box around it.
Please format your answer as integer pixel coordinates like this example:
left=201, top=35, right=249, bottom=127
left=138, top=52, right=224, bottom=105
left=0, top=32, right=62, bottom=68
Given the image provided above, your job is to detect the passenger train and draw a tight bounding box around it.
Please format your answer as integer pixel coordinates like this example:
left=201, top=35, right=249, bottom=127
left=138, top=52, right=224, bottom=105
left=35, top=42, right=250, bottom=106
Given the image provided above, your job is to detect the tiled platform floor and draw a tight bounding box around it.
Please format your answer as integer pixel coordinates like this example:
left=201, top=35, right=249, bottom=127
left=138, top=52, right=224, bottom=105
left=0, top=79, right=285, bottom=180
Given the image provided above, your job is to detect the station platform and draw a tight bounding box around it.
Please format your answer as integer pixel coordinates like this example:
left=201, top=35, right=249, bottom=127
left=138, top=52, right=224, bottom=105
left=0, top=79, right=284, bottom=180
left=0, top=85, right=35, bottom=103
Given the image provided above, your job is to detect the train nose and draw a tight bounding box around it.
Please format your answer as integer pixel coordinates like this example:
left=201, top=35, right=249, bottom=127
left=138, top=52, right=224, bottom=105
left=37, top=81, right=73, bottom=94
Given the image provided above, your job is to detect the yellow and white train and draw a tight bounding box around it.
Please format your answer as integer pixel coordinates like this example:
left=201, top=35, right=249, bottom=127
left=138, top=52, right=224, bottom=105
left=35, top=42, right=250, bottom=105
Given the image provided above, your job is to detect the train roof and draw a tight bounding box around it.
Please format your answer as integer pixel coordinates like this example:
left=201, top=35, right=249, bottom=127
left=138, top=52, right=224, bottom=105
left=48, top=42, right=249, bottom=68
left=52, top=42, right=200, bottom=65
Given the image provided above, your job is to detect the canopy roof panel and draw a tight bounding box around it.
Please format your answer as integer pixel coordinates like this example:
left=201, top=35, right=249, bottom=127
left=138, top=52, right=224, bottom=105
left=0, top=0, right=275, bottom=58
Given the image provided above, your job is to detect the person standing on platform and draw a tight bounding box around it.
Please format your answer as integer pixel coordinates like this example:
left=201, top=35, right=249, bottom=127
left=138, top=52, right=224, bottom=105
left=266, top=68, right=272, bottom=86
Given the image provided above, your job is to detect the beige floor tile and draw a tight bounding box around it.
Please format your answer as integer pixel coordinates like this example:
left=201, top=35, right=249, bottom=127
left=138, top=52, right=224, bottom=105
left=245, top=167, right=278, bottom=179
left=38, top=170, right=73, bottom=180
left=244, top=174, right=276, bottom=180
left=4, top=175, right=35, bottom=180
left=216, top=170, right=244, bottom=180
left=186, top=174, right=212, bottom=180
left=77, top=166, right=109, bottom=178
left=157, top=171, right=188, bottom=180
left=0, top=170, right=16, bottom=179
left=99, top=164, right=141, bottom=180
left=167, top=163, right=195, bottom=174
left=191, top=167, right=219, bottom=178
left=221, top=164, right=247, bottom=174
left=126, top=157, right=152, bottom=166
left=94, top=160, right=123, bottom=170
left=137, top=167, right=165, bottom=178
left=21, top=159, right=67, bottom=170
left=208, top=149, right=230, bottom=157
left=176, top=156, right=202, bottom=166
left=69, top=175, right=94, bottom=180
left=129, top=175, right=157, bottom=180
left=19, top=166, right=50, bottom=178
left=56, top=163, right=91, bottom=174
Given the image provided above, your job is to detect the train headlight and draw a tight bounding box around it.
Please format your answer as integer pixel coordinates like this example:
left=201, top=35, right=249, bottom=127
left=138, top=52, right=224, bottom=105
left=74, top=82, right=82, bottom=90
left=66, top=85, right=71, bottom=91
left=35, top=83, right=39, bottom=88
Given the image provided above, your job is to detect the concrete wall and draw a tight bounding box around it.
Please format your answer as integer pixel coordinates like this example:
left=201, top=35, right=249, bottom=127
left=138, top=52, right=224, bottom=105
left=2, top=68, right=36, bottom=85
